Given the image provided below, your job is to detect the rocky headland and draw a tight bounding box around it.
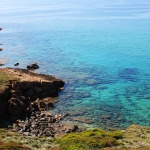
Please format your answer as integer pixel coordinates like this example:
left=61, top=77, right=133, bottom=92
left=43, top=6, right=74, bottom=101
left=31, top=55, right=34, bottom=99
left=0, top=68, right=81, bottom=138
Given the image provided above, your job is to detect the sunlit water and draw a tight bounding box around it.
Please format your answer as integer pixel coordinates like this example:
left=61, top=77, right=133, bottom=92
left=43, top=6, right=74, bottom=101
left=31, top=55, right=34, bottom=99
left=0, top=0, right=150, bottom=129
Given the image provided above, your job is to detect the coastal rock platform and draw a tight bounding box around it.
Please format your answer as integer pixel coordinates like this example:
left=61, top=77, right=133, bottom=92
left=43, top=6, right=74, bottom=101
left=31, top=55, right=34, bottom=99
left=0, top=68, right=81, bottom=137
left=0, top=68, right=65, bottom=117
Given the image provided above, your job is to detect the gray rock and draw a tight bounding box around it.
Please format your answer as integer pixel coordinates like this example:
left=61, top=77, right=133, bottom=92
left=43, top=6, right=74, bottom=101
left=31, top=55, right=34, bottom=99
left=23, top=132, right=30, bottom=136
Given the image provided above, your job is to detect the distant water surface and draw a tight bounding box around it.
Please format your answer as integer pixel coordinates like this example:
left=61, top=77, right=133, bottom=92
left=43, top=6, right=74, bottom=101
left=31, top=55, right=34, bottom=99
left=0, top=0, right=150, bottom=129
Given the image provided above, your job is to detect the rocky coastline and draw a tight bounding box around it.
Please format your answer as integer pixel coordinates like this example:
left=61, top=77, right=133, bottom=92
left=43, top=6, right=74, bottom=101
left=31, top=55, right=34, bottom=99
left=0, top=28, right=150, bottom=150
left=0, top=68, right=80, bottom=138
left=0, top=28, right=81, bottom=138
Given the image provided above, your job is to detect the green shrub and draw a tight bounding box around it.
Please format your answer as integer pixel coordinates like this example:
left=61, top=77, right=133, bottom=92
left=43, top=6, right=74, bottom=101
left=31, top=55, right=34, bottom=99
left=55, top=129, right=123, bottom=150
left=0, top=72, right=18, bottom=87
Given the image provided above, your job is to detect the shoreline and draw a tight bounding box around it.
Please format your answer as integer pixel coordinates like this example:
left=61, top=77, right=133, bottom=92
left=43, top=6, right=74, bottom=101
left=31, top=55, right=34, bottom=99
left=0, top=67, right=81, bottom=138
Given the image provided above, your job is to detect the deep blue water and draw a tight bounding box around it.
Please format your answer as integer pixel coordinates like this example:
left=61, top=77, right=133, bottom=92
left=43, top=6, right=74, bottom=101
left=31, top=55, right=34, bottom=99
left=0, top=0, right=150, bottom=129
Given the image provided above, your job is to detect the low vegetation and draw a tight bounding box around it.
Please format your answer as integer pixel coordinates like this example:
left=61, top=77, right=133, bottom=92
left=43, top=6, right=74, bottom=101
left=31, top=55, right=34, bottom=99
left=0, top=129, right=30, bottom=150
left=0, top=129, right=53, bottom=150
left=53, top=129, right=123, bottom=150
left=0, top=72, right=18, bottom=91
left=0, top=125, right=150, bottom=150
left=0, top=72, right=14, bottom=86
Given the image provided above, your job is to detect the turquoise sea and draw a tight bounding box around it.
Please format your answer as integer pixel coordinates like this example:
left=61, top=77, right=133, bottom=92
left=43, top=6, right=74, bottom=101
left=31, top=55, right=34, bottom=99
left=0, top=0, right=150, bottom=129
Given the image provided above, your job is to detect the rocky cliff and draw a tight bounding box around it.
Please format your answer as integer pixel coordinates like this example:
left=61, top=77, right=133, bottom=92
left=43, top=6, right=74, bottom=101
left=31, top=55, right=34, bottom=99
left=0, top=68, right=65, bottom=119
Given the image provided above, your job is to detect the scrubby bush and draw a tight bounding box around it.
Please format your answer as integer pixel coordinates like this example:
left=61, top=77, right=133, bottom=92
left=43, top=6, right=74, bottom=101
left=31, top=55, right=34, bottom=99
left=55, top=129, right=123, bottom=150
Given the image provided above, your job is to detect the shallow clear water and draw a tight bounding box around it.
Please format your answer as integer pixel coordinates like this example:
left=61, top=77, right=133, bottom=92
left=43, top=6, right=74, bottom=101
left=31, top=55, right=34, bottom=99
left=0, top=0, right=150, bottom=129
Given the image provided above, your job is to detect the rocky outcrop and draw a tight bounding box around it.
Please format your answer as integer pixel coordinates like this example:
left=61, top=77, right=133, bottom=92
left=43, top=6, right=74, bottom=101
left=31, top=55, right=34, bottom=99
left=0, top=68, right=82, bottom=137
left=27, top=63, right=39, bottom=70
left=0, top=86, right=11, bottom=117
left=0, top=68, right=65, bottom=118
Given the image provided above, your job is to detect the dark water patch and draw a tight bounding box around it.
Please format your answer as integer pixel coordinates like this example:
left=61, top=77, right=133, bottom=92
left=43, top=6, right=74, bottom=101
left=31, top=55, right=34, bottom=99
left=118, top=68, right=139, bottom=82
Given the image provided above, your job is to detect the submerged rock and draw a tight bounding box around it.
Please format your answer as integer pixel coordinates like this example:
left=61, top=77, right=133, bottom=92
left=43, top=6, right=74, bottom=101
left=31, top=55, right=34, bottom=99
left=118, top=68, right=139, bottom=82
left=143, top=94, right=150, bottom=99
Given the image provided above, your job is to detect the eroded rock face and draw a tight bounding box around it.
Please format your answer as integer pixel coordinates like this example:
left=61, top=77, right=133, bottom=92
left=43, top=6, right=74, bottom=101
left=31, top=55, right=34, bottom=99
left=0, top=68, right=65, bottom=118
left=0, top=86, right=10, bottom=117
left=7, top=97, right=26, bottom=116
left=0, top=68, right=71, bottom=137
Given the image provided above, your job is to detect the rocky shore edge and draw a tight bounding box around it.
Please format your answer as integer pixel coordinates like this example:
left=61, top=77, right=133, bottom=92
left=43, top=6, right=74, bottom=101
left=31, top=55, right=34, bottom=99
left=0, top=68, right=81, bottom=138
